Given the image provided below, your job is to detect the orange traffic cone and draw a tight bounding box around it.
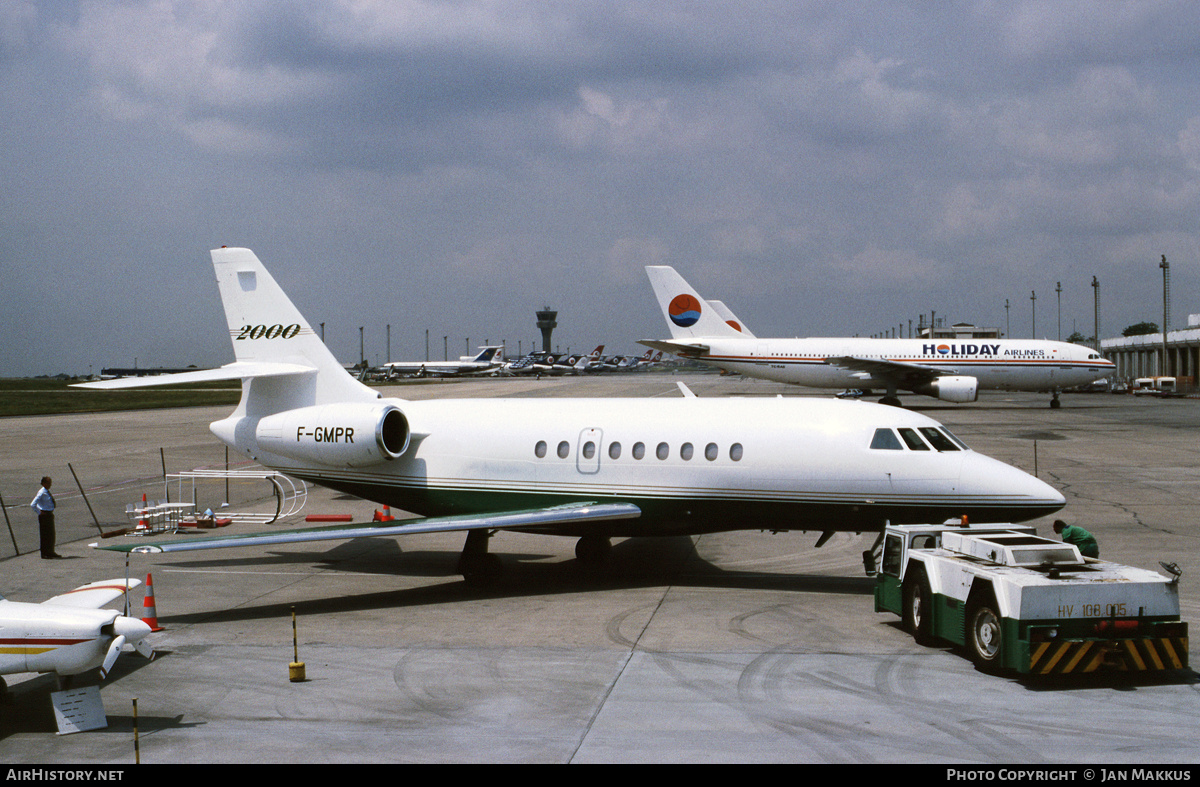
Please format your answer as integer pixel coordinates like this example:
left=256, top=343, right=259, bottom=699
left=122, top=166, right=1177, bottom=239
left=142, top=573, right=164, bottom=631
left=136, top=493, right=149, bottom=531
left=381, top=505, right=395, bottom=521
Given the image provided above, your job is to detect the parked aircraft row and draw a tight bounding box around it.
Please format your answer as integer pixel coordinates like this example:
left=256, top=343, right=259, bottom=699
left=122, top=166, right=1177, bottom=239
left=80, top=248, right=1065, bottom=588
left=502, top=347, right=663, bottom=376
left=368, top=344, right=663, bottom=380
left=640, top=266, right=1115, bottom=408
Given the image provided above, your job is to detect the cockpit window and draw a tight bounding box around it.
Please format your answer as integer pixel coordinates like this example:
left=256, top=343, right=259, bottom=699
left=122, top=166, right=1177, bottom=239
left=870, top=428, right=904, bottom=450
left=897, top=428, right=930, bottom=450
left=918, top=427, right=960, bottom=452
left=940, top=428, right=970, bottom=450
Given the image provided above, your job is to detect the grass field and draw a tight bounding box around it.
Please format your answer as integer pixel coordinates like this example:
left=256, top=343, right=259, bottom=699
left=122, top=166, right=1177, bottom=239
left=0, top=378, right=241, bottom=417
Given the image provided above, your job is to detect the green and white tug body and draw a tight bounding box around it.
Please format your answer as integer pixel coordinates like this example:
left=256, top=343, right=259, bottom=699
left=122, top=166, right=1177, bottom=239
left=874, top=522, right=1188, bottom=675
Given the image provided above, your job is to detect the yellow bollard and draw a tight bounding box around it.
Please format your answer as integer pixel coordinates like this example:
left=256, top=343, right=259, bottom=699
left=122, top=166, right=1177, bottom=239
left=289, top=606, right=306, bottom=682
left=132, top=698, right=140, bottom=764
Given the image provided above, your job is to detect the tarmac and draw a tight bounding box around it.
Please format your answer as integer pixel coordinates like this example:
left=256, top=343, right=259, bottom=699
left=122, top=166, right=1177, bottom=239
left=1, top=374, right=1198, bottom=764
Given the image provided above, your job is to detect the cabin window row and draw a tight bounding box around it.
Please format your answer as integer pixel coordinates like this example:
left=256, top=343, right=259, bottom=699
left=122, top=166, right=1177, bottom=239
left=869, top=426, right=969, bottom=452
left=534, top=440, right=744, bottom=462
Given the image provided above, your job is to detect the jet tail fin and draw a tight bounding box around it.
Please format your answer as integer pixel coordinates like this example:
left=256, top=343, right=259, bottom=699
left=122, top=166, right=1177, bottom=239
left=76, top=248, right=377, bottom=412
left=645, top=266, right=746, bottom=339
left=210, top=247, right=376, bottom=407
left=707, top=299, right=755, bottom=337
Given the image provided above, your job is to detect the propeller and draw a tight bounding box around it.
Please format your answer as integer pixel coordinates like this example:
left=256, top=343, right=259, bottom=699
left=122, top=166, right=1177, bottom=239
left=99, top=635, right=126, bottom=680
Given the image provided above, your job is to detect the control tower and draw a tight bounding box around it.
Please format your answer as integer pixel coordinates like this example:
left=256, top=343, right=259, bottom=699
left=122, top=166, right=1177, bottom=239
left=536, top=307, right=557, bottom=353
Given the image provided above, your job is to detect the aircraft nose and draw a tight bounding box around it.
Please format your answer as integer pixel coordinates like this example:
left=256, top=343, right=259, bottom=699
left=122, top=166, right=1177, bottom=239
left=964, top=452, right=1065, bottom=516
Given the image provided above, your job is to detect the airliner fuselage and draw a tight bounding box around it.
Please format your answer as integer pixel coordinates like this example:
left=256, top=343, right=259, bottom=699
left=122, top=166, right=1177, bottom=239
left=686, top=337, right=1112, bottom=392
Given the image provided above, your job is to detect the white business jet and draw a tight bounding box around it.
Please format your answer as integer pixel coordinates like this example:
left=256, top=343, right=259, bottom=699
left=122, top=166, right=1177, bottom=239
left=80, top=248, right=1064, bottom=584
left=382, top=346, right=504, bottom=378
left=640, top=266, right=1115, bottom=408
left=0, top=579, right=153, bottom=692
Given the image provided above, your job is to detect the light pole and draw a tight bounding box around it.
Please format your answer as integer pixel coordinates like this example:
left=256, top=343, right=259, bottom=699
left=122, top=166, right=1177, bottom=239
left=1161, top=255, right=1170, bottom=377
left=1056, top=281, right=1062, bottom=341
left=1030, top=290, right=1036, bottom=339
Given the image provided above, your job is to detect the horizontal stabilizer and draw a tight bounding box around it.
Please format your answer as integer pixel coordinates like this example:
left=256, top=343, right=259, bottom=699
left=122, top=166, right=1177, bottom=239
left=91, top=502, right=642, bottom=554
left=637, top=338, right=709, bottom=357
left=74, top=362, right=317, bottom=390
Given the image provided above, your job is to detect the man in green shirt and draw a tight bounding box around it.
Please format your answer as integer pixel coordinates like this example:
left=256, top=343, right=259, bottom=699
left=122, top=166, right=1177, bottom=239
left=1053, top=519, right=1099, bottom=558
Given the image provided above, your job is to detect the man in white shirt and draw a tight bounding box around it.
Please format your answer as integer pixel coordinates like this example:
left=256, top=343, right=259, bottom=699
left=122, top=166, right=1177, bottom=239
left=30, top=476, right=60, bottom=559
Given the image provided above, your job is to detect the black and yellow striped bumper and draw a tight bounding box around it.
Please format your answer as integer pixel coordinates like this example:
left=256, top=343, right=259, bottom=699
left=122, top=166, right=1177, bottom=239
left=1028, top=636, right=1189, bottom=674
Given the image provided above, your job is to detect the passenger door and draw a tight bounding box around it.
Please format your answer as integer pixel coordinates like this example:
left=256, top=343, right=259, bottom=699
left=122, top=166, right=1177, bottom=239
left=577, top=428, right=602, bottom=474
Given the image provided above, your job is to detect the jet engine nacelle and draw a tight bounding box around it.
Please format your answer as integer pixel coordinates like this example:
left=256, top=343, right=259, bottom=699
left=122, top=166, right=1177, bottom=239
left=255, top=403, right=410, bottom=467
left=918, top=375, right=979, bottom=403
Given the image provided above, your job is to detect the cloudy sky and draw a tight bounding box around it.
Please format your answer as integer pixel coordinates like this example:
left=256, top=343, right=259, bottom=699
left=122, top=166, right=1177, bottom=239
left=3, top=1, right=1199, bottom=376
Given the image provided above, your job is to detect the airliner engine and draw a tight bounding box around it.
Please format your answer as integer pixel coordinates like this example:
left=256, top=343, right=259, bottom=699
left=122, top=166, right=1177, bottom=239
left=255, top=403, right=410, bottom=467
left=916, top=376, right=979, bottom=403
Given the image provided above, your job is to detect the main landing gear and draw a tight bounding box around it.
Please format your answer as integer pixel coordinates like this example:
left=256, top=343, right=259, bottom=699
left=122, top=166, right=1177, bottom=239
left=879, top=384, right=903, bottom=408
left=1050, top=388, right=1062, bottom=409
left=456, top=531, right=615, bottom=587
left=457, top=529, right=503, bottom=587
left=575, top=535, right=612, bottom=565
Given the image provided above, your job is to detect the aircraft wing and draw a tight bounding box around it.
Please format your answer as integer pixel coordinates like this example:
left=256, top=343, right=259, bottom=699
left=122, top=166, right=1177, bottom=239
left=90, top=502, right=642, bottom=555
left=638, top=339, right=709, bottom=357
left=75, top=362, right=316, bottom=389
left=43, top=578, right=142, bottom=608
left=824, top=356, right=951, bottom=387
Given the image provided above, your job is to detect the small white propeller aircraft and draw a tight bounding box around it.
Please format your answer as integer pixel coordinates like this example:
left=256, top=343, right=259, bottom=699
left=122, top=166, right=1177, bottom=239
left=81, top=248, right=1065, bottom=585
left=0, top=579, right=153, bottom=692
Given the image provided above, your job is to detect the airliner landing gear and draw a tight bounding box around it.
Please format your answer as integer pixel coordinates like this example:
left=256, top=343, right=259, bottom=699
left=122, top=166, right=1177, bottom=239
left=1050, top=389, right=1062, bottom=409
left=879, top=385, right=903, bottom=407
left=458, top=529, right=502, bottom=587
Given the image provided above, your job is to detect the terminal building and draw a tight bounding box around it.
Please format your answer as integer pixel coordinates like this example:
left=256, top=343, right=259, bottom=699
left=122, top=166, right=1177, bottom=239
left=1100, top=315, right=1200, bottom=387
left=918, top=320, right=1002, bottom=340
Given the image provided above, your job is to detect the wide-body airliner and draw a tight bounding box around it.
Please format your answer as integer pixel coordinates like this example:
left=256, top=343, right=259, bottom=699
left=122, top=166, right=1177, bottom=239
left=641, top=266, right=1115, bottom=408
left=81, top=248, right=1065, bottom=584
